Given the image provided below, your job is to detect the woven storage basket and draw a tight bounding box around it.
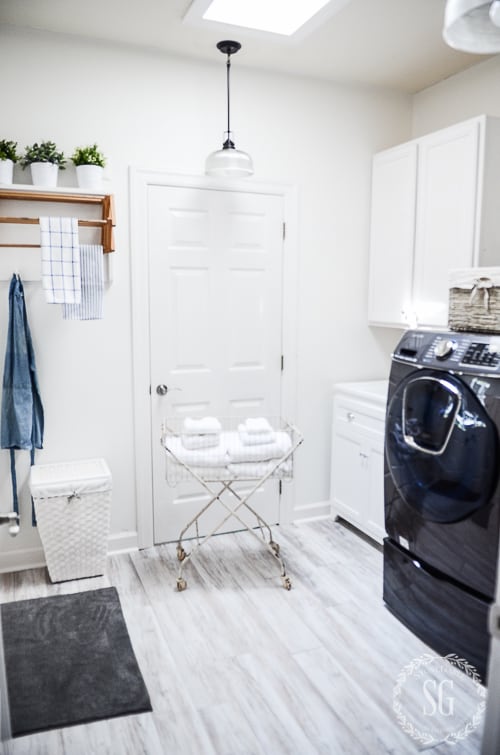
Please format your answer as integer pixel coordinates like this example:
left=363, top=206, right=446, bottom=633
left=449, top=267, right=500, bottom=333
left=29, top=458, right=112, bottom=582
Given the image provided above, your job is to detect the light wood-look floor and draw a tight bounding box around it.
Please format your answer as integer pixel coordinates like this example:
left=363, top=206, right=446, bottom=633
left=0, top=519, right=484, bottom=754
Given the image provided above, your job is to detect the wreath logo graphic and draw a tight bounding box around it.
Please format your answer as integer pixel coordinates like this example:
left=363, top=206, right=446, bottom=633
left=393, top=653, right=486, bottom=746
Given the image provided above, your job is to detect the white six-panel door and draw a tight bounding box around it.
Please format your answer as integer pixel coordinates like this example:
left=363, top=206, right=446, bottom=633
left=147, top=185, right=285, bottom=544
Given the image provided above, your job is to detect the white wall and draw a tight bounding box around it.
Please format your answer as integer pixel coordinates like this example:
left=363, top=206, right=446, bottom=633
left=412, top=55, right=500, bottom=135
left=0, top=25, right=410, bottom=568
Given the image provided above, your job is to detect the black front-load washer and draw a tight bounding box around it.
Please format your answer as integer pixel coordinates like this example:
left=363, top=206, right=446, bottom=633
left=384, top=329, right=500, bottom=682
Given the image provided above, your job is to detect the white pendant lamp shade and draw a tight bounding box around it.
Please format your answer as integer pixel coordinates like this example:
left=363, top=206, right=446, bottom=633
left=205, top=40, right=254, bottom=178
left=205, top=141, right=254, bottom=177
left=443, top=0, right=500, bottom=53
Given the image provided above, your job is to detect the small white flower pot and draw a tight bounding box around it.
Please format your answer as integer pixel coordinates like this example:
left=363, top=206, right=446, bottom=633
left=0, top=159, right=14, bottom=185
left=76, top=164, right=104, bottom=190
left=30, top=162, right=59, bottom=188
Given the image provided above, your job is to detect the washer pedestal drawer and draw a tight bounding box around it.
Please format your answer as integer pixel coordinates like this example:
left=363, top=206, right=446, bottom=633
left=383, top=537, right=491, bottom=683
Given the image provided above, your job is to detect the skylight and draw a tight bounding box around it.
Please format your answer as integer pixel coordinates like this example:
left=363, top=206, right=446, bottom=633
left=201, top=0, right=332, bottom=37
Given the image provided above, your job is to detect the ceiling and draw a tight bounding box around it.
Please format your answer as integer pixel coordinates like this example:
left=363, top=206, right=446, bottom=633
left=0, top=0, right=494, bottom=94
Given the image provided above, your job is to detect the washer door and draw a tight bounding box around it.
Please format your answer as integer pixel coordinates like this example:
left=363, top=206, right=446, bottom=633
left=386, top=370, right=498, bottom=523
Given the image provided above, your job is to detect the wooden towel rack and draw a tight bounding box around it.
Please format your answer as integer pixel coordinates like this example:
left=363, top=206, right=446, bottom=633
left=0, top=189, right=116, bottom=253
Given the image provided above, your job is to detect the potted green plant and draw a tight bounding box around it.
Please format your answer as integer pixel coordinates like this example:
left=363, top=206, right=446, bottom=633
left=71, top=144, right=106, bottom=189
left=0, top=140, right=19, bottom=185
left=21, top=141, right=66, bottom=187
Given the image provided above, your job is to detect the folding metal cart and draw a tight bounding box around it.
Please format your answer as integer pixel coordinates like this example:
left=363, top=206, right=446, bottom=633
left=161, top=417, right=303, bottom=591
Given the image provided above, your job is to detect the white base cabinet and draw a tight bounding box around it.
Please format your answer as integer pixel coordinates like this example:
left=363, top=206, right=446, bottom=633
left=368, top=114, right=500, bottom=329
left=330, top=381, right=388, bottom=544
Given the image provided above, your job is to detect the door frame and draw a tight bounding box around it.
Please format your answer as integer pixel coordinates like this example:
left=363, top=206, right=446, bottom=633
left=129, top=169, right=299, bottom=548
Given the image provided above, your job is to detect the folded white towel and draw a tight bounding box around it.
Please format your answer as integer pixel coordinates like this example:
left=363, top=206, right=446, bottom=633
left=40, top=216, right=81, bottom=304
left=242, top=417, right=273, bottom=435
left=227, top=431, right=291, bottom=463
left=238, top=424, right=276, bottom=446
left=181, top=433, right=220, bottom=450
left=165, top=435, right=228, bottom=467
left=182, top=416, right=222, bottom=435
left=63, top=244, right=104, bottom=320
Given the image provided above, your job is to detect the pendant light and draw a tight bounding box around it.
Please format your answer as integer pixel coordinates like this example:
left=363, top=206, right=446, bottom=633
left=205, top=40, right=254, bottom=177
left=443, top=0, right=500, bottom=53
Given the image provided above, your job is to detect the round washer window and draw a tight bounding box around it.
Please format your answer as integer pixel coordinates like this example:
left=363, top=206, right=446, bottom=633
left=385, top=370, right=498, bottom=523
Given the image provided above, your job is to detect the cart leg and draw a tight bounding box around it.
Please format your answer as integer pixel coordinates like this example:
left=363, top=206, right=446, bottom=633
left=265, top=539, right=292, bottom=589
left=269, top=540, right=280, bottom=556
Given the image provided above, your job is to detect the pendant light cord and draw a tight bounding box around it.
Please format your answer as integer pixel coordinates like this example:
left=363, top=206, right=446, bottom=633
left=226, top=53, right=232, bottom=145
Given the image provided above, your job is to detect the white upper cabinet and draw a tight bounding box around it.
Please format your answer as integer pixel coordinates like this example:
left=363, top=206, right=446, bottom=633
left=368, top=143, right=417, bottom=327
left=413, top=120, right=479, bottom=328
left=368, top=115, right=500, bottom=329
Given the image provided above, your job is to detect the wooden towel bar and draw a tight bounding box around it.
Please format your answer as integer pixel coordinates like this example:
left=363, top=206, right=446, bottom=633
left=0, top=189, right=116, bottom=253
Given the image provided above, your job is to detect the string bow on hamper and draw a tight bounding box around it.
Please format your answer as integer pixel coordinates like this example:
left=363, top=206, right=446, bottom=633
left=469, top=277, right=493, bottom=311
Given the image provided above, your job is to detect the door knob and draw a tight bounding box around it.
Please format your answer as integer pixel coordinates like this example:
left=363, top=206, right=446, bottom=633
left=156, top=384, right=169, bottom=395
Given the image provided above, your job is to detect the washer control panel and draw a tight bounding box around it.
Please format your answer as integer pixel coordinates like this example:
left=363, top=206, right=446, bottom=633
left=393, top=330, right=500, bottom=374
left=462, top=341, right=500, bottom=368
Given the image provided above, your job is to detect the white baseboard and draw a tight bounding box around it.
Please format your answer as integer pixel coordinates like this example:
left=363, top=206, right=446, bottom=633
left=292, top=500, right=332, bottom=523
left=107, top=530, right=139, bottom=555
left=0, top=531, right=139, bottom=575
left=0, top=546, right=46, bottom=574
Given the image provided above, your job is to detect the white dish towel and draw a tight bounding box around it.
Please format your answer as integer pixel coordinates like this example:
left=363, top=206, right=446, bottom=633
left=40, top=216, right=81, bottom=304
left=63, top=244, right=104, bottom=320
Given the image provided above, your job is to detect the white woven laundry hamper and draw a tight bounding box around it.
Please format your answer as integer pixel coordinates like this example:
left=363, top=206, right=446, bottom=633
left=29, top=458, right=112, bottom=582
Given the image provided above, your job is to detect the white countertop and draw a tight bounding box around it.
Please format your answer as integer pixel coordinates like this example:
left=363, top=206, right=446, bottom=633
left=333, top=379, right=389, bottom=405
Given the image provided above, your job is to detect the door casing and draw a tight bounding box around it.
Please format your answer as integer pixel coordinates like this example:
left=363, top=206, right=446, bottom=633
left=129, top=169, right=299, bottom=548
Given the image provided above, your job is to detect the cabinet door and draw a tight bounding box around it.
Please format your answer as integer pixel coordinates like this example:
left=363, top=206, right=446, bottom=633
left=366, top=443, right=386, bottom=542
left=413, top=119, right=480, bottom=328
left=331, top=396, right=386, bottom=543
left=368, top=143, right=417, bottom=327
left=331, top=428, right=366, bottom=527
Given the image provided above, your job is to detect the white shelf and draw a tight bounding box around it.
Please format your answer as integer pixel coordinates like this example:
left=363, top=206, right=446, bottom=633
left=0, top=183, right=110, bottom=196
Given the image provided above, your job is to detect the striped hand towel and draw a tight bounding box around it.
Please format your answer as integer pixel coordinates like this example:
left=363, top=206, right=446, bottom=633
left=40, top=216, right=81, bottom=304
left=63, top=244, right=104, bottom=320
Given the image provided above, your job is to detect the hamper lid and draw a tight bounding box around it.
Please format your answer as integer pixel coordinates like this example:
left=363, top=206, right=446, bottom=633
left=29, top=458, right=111, bottom=498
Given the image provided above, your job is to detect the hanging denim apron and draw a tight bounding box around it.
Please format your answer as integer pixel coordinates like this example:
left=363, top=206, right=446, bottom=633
left=0, top=275, right=44, bottom=525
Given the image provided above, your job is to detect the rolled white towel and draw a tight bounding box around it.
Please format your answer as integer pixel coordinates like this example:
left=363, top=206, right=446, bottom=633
left=182, top=433, right=220, bottom=450
left=242, top=417, right=273, bottom=435
left=182, top=416, right=222, bottom=435
left=237, top=424, right=276, bottom=446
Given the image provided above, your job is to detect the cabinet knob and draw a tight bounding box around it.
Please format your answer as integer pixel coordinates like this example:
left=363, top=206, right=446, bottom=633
left=347, top=412, right=355, bottom=421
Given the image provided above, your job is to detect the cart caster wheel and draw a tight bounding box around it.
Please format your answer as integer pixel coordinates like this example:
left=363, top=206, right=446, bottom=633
left=282, top=577, right=292, bottom=591
left=270, top=541, right=280, bottom=556
left=177, top=546, right=186, bottom=561
left=176, top=578, right=187, bottom=592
